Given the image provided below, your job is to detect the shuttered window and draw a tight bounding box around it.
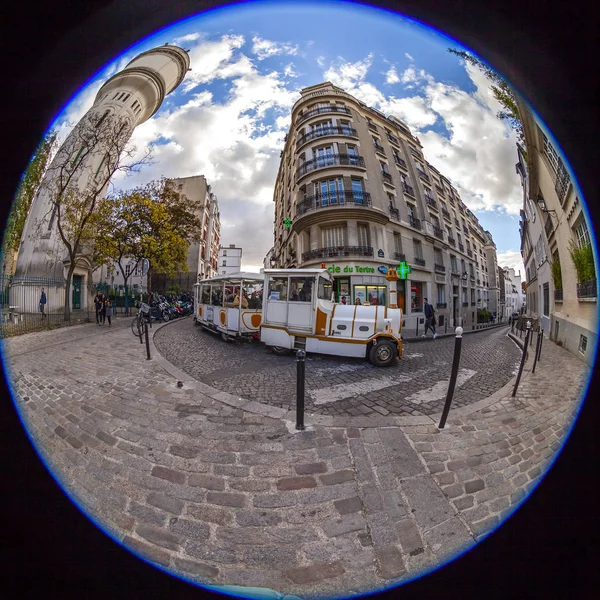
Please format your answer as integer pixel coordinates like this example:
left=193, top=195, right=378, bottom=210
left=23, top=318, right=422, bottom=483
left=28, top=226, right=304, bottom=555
left=357, top=224, right=369, bottom=247
left=323, top=225, right=347, bottom=247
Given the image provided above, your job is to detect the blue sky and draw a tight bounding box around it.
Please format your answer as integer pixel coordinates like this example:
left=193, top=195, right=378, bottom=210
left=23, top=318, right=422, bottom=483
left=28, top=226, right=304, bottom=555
left=51, top=0, right=527, bottom=275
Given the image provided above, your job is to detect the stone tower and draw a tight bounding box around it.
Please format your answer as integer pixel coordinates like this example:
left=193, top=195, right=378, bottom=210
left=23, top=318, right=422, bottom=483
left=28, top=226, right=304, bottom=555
left=12, top=44, right=190, bottom=311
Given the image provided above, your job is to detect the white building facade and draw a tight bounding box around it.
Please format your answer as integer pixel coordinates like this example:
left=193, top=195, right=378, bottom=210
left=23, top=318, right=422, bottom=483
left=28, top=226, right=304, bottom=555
left=218, top=245, right=243, bottom=275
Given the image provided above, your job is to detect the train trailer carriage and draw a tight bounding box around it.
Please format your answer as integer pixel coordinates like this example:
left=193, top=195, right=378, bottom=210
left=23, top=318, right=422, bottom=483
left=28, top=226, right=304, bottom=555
left=194, top=272, right=264, bottom=341
left=260, top=269, right=403, bottom=367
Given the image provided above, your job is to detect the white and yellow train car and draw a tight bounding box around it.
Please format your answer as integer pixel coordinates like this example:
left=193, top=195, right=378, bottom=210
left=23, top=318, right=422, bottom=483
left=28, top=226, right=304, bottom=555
left=194, top=272, right=264, bottom=341
left=260, top=269, right=403, bottom=367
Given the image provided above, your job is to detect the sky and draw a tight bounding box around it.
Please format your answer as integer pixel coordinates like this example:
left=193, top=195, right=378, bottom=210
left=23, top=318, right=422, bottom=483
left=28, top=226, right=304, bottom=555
left=49, top=0, right=528, bottom=277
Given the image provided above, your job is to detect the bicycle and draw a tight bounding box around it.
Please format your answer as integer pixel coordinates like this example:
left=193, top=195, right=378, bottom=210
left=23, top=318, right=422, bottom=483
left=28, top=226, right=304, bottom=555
left=131, top=303, right=151, bottom=339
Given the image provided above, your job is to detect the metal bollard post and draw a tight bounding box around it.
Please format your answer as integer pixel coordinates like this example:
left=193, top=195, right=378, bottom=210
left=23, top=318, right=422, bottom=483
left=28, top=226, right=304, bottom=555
left=415, top=318, right=419, bottom=338
left=530, top=323, right=535, bottom=347
left=144, top=319, right=151, bottom=360
left=438, top=327, right=464, bottom=429
left=139, top=315, right=144, bottom=344
left=512, top=322, right=531, bottom=397
left=296, top=350, right=306, bottom=430
left=531, top=328, right=543, bottom=374
left=537, top=328, right=544, bottom=362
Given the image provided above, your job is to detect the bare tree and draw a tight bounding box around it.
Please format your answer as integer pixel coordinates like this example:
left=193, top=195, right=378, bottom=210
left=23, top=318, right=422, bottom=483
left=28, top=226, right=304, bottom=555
left=32, top=111, right=152, bottom=320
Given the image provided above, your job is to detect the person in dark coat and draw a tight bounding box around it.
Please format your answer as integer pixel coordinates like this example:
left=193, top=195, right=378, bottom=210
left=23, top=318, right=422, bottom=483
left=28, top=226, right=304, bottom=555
left=422, top=297, right=437, bottom=339
left=94, top=293, right=102, bottom=324
left=39, top=288, right=47, bottom=319
left=104, top=298, right=112, bottom=327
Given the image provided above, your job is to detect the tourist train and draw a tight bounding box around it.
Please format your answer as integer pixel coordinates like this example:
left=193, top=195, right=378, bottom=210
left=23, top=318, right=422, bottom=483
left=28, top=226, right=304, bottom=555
left=193, top=268, right=403, bottom=367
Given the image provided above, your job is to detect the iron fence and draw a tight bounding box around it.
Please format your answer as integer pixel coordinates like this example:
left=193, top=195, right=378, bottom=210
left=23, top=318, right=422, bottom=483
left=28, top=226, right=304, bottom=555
left=0, top=274, right=140, bottom=338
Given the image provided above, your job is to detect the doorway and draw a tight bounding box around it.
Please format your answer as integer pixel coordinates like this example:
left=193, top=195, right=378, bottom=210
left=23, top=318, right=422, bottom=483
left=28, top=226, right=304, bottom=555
left=72, top=275, right=82, bottom=310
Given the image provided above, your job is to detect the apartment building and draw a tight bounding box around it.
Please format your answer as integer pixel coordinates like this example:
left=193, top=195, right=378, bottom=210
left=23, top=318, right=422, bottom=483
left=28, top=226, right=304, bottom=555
left=516, top=95, right=597, bottom=365
left=501, top=267, right=523, bottom=319
left=218, top=244, right=243, bottom=275
left=270, top=81, right=499, bottom=330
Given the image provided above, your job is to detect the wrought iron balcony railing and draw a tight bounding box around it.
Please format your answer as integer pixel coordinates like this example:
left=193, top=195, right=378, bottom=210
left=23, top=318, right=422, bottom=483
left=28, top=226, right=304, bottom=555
left=436, top=302, right=447, bottom=309
left=389, top=205, right=400, bottom=219
left=432, top=225, right=444, bottom=240
left=434, top=263, right=446, bottom=273
left=402, top=182, right=415, bottom=197
left=447, top=236, right=456, bottom=246
left=554, top=289, right=563, bottom=302
left=395, top=156, right=407, bottom=169
left=458, top=243, right=464, bottom=251
left=382, top=171, right=393, bottom=184
left=374, top=142, right=386, bottom=154
left=471, top=302, right=476, bottom=306
left=297, top=105, right=352, bottom=123
left=462, top=302, right=469, bottom=307
left=555, top=159, right=570, bottom=205
left=295, top=191, right=372, bottom=216
left=297, top=126, right=358, bottom=147
left=387, top=133, right=400, bottom=145
left=418, top=170, right=430, bottom=183
left=425, top=197, right=437, bottom=209
left=544, top=215, right=554, bottom=239
left=414, top=257, right=426, bottom=266
left=467, top=249, right=473, bottom=258
left=394, top=252, right=406, bottom=262
left=576, top=278, right=597, bottom=299
left=441, top=208, right=451, bottom=220
left=297, top=153, right=365, bottom=177
left=409, top=216, right=421, bottom=230
left=302, top=246, right=374, bottom=261
left=368, top=122, right=377, bottom=132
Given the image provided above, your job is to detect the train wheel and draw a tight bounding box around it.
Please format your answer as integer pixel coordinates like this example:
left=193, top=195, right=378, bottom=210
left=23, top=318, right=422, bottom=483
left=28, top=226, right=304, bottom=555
left=368, top=340, right=396, bottom=367
left=271, top=345, right=292, bottom=356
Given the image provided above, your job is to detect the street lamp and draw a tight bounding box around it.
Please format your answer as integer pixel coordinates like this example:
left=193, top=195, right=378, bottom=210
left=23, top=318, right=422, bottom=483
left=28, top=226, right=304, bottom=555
left=537, top=195, right=557, bottom=218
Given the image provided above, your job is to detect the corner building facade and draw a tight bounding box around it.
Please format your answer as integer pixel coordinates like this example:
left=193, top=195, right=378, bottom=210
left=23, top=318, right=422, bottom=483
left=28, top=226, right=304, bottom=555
left=272, top=82, right=498, bottom=331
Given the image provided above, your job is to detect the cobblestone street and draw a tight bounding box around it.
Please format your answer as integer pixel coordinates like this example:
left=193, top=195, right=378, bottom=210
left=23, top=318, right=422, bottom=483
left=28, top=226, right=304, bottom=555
left=154, top=318, right=521, bottom=418
left=1, top=315, right=590, bottom=599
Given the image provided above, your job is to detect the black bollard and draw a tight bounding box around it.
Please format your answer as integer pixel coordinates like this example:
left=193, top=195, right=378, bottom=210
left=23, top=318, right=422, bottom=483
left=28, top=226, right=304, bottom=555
left=532, top=328, right=543, bottom=374
left=537, top=328, right=544, bottom=361
left=296, top=349, right=306, bottom=430
left=438, top=327, right=464, bottom=429
left=512, top=322, right=531, bottom=397
left=415, top=318, right=419, bottom=338
left=530, top=323, right=535, bottom=347
left=144, top=319, right=151, bottom=360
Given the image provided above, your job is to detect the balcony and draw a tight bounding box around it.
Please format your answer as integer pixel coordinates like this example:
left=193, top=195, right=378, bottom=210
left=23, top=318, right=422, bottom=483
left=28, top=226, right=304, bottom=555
left=441, top=208, right=451, bottom=220
left=432, top=225, right=444, bottom=240
left=387, top=133, right=400, bottom=145
left=381, top=171, right=393, bottom=185
left=425, top=197, right=437, bottom=210
left=297, top=153, right=365, bottom=178
left=436, top=186, right=445, bottom=197
left=477, top=279, right=481, bottom=285
left=454, top=218, right=460, bottom=227
left=470, top=274, right=475, bottom=282
left=576, top=278, right=597, bottom=300
left=458, top=243, right=465, bottom=252
left=302, top=246, right=374, bottom=261
left=462, top=302, right=469, bottom=307
left=374, top=142, right=386, bottom=154
left=414, top=257, right=426, bottom=267
left=402, top=182, right=415, bottom=197
left=296, top=191, right=372, bottom=216
left=554, top=289, right=563, bottom=302
left=297, top=126, right=358, bottom=147
left=368, top=122, right=377, bottom=132
left=297, top=105, right=351, bottom=124
left=418, top=170, right=430, bottom=183
left=447, top=236, right=456, bottom=246
left=467, top=249, right=473, bottom=258
left=394, top=252, right=406, bottom=262
left=471, top=302, right=476, bottom=306
left=436, top=302, right=447, bottom=309
left=463, top=225, right=469, bottom=234
left=395, top=156, right=407, bottom=169
left=555, top=160, right=570, bottom=205
left=434, top=263, right=446, bottom=274
left=389, top=205, right=400, bottom=220
left=409, top=216, right=422, bottom=230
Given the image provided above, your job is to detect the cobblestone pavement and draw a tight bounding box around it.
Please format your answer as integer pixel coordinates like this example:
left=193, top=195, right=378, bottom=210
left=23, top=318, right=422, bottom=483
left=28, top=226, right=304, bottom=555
left=1, top=317, right=590, bottom=599
left=154, top=318, right=521, bottom=418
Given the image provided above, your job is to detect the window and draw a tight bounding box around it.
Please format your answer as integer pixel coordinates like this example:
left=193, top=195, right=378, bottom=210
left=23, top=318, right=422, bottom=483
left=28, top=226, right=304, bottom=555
left=222, top=260, right=226, bottom=267
left=313, top=119, right=333, bottom=134
left=380, top=161, right=389, bottom=174
left=323, top=225, right=347, bottom=247
left=461, top=259, right=466, bottom=274
left=542, top=132, right=561, bottom=173
left=317, top=178, right=344, bottom=205
left=471, top=289, right=475, bottom=304
left=357, top=224, right=369, bottom=247
left=437, top=284, right=445, bottom=305
left=411, top=282, right=423, bottom=312
left=451, top=255, right=458, bottom=273
left=575, top=218, right=591, bottom=248
left=434, top=249, right=443, bottom=265
left=71, top=146, right=86, bottom=169
left=406, top=203, right=415, bottom=218
left=223, top=250, right=227, bottom=256
left=413, top=239, right=423, bottom=259
left=394, top=233, right=402, bottom=254
left=318, top=276, right=333, bottom=300
left=125, top=264, right=131, bottom=278
left=94, top=154, right=108, bottom=180
left=340, top=120, right=352, bottom=134
left=268, top=277, right=288, bottom=301
left=351, top=178, right=364, bottom=202
left=578, top=334, right=588, bottom=355
left=462, top=287, right=468, bottom=303
left=469, top=264, right=475, bottom=277
left=543, top=283, right=549, bottom=316
left=347, top=144, right=358, bottom=157
left=315, top=146, right=334, bottom=168
left=289, top=277, right=314, bottom=302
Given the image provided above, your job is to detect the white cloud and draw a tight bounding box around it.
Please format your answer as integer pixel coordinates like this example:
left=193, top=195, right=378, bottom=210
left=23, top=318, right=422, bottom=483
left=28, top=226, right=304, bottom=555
left=173, top=32, right=202, bottom=44
left=251, top=35, right=299, bottom=60
left=497, top=251, right=526, bottom=279
left=283, top=63, right=299, bottom=78
left=405, top=52, right=414, bottom=61
left=385, top=65, right=400, bottom=84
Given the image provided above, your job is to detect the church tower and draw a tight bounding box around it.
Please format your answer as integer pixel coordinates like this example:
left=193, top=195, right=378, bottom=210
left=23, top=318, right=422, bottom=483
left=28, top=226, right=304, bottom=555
left=12, top=44, right=190, bottom=310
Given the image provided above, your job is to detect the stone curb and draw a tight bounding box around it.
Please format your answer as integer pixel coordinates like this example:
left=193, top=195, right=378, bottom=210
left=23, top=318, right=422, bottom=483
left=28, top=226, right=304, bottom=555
left=404, top=322, right=510, bottom=343
left=150, top=318, right=526, bottom=429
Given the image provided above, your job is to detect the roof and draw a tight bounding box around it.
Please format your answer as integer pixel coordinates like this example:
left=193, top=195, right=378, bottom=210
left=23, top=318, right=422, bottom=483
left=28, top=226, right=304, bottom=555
left=195, top=271, right=264, bottom=285
left=263, top=268, right=332, bottom=277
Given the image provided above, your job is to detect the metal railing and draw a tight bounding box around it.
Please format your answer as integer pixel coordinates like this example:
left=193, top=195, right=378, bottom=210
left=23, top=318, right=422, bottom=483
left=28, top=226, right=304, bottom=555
left=436, top=302, right=447, bottom=309
left=394, top=252, right=406, bottom=261
left=441, top=208, right=451, bottom=220
left=402, top=182, right=415, bottom=196
left=302, top=246, right=374, bottom=261
left=297, top=126, right=358, bottom=146
left=555, top=160, right=570, bottom=205
left=409, top=216, right=422, bottom=230
left=297, top=105, right=351, bottom=123
left=297, top=153, right=365, bottom=177
left=387, top=133, right=400, bottom=145
left=544, top=215, right=554, bottom=238
left=418, top=170, right=430, bottom=183
left=374, top=142, right=386, bottom=154
left=435, top=263, right=446, bottom=273
left=389, top=205, right=400, bottom=219
left=395, top=156, right=407, bottom=169
left=576, top=278, right=597, bottom=299
left=433, top=225, right=444, bottom=240
left=368, top=122, right=377, bottom=132
left=462, top=302, right=469, bottom=307
left=448, top=236, right=456, bottom=246
left=425, top=197, right=437, bottom=209
left=414, top=257, right=426, bottom=266
left=467, top=249, right=473, bottom=257
left=458, top=243, right=465, bottom=251
left=382, top=171, right=393, bottom=184
left=296, top=191, right=372, bottom=216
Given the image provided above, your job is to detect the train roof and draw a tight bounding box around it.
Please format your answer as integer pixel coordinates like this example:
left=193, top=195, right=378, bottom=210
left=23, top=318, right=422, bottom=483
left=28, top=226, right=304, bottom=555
left=195, top=271, right=264, bottom=285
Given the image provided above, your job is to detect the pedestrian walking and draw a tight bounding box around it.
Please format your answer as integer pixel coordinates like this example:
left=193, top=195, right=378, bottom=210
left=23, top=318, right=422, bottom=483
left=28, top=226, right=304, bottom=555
left=422, top=297, right=437, bottom=339
left=39, top=287, right=47, bottom=319
left=104, top=298, right=112, bottom=327
left=99, top=296, right=106, bottom=326
left=94, top=292, right=102, bottom=324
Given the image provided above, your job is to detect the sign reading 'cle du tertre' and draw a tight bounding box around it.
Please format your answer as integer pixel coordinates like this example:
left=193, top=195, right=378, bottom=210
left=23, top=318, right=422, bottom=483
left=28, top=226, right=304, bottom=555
left=326, top=264, right=376, bottom=274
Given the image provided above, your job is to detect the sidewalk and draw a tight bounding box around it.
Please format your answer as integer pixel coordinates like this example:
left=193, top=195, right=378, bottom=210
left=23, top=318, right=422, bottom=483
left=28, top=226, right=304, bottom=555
left=1, top=317, right=590, bottom=599
left=403, top=320, right=509, bottom=343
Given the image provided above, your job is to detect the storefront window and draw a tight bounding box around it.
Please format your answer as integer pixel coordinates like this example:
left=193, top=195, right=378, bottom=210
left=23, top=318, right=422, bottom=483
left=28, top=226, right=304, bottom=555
left=354, top=285, right=387, bottom=306
left=289, top=277, right=314, bottom=302
left=268, top=277, right=288, bottom=301
left=411, top=282, right=423, bottom=311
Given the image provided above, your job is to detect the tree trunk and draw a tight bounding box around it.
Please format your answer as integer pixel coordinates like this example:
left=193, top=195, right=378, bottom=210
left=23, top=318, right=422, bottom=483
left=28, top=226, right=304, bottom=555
left=124, top=280, right=129, bottom=316
left=64, top=263, right=75, bottom=321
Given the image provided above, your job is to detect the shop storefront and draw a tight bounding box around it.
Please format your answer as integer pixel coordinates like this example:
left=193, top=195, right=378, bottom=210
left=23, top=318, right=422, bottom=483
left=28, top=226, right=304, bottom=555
left=319, top=262, right=406, bottom=309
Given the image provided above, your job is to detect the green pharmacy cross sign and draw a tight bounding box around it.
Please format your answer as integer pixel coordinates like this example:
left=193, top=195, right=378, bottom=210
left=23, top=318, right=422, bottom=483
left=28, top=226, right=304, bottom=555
left=283, top=218, right=291, bottom=229
left=397, top=261, right=412, bottom=279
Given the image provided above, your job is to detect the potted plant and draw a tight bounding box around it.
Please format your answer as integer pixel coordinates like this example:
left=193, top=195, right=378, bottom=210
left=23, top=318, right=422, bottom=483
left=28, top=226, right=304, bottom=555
left=551, top=257, right=563, bottom=290
left=569, top=240, right=595, bottom=283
